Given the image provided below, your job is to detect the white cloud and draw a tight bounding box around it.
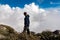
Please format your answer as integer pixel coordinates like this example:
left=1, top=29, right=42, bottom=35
left=37, top=0, right=44, bottom=4
left=50, top=1, right=60, bottom=4
left=0, top=3, right=60, bottom=33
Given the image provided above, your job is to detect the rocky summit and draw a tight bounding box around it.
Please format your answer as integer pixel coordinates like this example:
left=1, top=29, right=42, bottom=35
left=0, top=24, right=60, bottom=40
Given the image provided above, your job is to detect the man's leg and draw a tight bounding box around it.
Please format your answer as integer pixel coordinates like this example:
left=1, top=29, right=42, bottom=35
left=27, top=27, right=30, bottom=34
left=23, top=26, right=27, bottom=32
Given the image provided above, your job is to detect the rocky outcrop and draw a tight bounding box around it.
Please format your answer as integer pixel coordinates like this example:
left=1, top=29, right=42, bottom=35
left=0, top=24, right=60, bottom=40
left=0, top=24, right=18, bottom=40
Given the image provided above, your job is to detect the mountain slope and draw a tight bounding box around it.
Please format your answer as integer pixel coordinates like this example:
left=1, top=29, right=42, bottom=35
left=0, top=24, right=60, bottom=40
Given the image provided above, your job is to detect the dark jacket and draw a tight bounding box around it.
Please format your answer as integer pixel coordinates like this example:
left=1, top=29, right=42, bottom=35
left=24, top=15, right=30, bottom=26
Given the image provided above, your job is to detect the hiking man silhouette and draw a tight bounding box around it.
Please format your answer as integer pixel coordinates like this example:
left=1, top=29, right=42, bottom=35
left=23, top=12, right=30, bottom=34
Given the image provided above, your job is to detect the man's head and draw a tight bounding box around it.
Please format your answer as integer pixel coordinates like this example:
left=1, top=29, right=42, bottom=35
left=24, top=12, right=27, bottom=16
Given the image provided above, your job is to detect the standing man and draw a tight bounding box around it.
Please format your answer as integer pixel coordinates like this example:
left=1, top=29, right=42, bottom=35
left=23, top=12, right=30, bottom=35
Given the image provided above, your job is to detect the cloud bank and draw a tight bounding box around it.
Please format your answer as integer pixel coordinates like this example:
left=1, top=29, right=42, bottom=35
left=0, top=3, right=60, bottom=33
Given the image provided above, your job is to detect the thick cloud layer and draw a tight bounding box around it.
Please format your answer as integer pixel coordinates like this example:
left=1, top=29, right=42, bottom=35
left=0, top=3, right=60, bottom=33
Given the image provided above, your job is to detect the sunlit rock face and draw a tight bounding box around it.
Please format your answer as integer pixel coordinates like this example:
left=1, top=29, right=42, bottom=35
left=0, top=24, right=18, bottom=40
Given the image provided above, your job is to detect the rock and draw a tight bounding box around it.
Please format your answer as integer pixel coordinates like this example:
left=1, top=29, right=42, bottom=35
left=0, top=24, right=18, bottom=40
left=0, top=34, right=6, bottom=39
left=0, top=24, right=60, bottom=40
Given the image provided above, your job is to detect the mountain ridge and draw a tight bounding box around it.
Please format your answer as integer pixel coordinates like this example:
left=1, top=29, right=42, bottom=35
left=0, top=24, right=60, bottom=40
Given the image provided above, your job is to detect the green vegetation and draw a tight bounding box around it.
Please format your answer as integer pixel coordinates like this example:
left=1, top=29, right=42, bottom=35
left=0, top=24, right=60, bottom=40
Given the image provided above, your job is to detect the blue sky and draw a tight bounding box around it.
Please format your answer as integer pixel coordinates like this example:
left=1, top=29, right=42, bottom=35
left=0, top=0, right=60, bottom=8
